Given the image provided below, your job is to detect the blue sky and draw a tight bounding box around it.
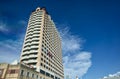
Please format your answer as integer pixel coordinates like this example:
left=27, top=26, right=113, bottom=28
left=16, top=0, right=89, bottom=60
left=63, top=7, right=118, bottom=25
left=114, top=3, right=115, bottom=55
left=0, top=0, right=120, bottom=79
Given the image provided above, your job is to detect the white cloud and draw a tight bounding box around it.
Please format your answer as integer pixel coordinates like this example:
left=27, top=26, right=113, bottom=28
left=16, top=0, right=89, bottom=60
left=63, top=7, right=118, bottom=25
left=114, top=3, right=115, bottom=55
left=103, top=76, right=107, bottom=79
left=58, top=27, right=92, bottom=79
left=0, top=22, right=9, bottom=33
left=0, top=20, right=27, bottom=63
left=75, top=52, right=91, bottom=60
left=63, top=52, right=92, bottom=79
left=0, top=20, right=27, bottom=34
left=0, top=33, right=24, bottom=63
left=59, top=27, right=85, bottom=55
left=18, top=20, right=27, bottom=25
left=102, top=72, right=120, bottom=79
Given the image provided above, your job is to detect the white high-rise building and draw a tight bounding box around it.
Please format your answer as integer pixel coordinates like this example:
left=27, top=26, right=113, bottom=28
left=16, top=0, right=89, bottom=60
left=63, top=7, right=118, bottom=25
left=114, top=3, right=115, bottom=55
left=20, top=7, right=64, bottom=79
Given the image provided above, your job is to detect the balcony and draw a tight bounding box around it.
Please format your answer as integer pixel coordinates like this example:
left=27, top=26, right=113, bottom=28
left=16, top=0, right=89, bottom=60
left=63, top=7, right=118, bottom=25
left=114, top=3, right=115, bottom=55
left=29, top=55, right=37, bottom=58
left=22, top=61, right=28, bottom=64
left=22, top=51, right=29, bottom=56
left=33, top=30, right=40, bottom=33
left=24, top=44, right=30, bottom=48
left=30, top=46, right=38, bottom=49
left=28, top=59, right=37, bottom=63
left=21, top=56, right=29, bottom=60
left=29, top=50, right=38, bottom=54
left=23, top=49, right=30, bottom=52
left=26, top=35, right=32, bottom=39
left=32, top=38, right=39, bottom=41
left=31, top=41, right=38, bottom=44
left=34, top=26, right=41, bottom=29
left=23, top=47, right=30, bottom=50
left=32, top=34, right=40, bottom=37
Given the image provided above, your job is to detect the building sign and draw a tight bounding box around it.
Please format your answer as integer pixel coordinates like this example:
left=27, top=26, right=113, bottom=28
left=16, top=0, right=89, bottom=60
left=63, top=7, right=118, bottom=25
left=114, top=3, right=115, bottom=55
left=47, top=52, right=53, bottom=58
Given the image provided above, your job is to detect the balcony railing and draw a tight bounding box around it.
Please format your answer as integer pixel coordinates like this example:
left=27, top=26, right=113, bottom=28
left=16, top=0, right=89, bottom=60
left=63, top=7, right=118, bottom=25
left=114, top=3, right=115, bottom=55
left=29, top=55, right=37, bottom=58
left=28, top=59, right=37, bottom=63
left=21, top=56, right=29, bottom=60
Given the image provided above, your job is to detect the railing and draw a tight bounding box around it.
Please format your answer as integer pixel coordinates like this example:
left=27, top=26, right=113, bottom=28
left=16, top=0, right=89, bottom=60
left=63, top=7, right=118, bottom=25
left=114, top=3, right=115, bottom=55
left=28, top=60, right=37, bottom=63
left=21, top=56, right=29, bottom=60
left=29, top=55, right=37, bottom=58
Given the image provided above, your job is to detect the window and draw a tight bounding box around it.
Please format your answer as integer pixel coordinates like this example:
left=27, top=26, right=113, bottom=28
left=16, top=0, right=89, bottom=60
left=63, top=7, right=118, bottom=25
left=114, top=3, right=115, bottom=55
left=41, top=63, right=43, bottom=66
left=44, top=56, right=46, bottom=58
left=46, top=72, right=50, bottom=77
left=40, top=76, right=42, bottom=79
left=42, top=49, right=44, bottom=52
left=32, top=74, right=34, bottom=78
left=36, top=75, right=38, bottom=79
left=44, top=60, right=46, bottom=63
left=44, top=65, right=45, bottom=68
left=41, top=58, right=43, bottom=61
left=10, top=70, right=15, bottom=74
left=51, top=75, right=54, bottom=78
left=27, top=72, right=29, bottom=77
left=41, top=53, right=43, bottom=56
left=40, top=69, right=45, bottom=75
left=7, top=69, right=18, bottom=74
left=46, top=66, right=48, bottom=69
left=20, top=70, right=24, bottom=76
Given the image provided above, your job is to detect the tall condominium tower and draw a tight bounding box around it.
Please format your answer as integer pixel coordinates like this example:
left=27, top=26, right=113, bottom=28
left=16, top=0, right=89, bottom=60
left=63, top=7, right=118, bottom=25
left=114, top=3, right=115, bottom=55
left=20, top=7, right=64, bottom=79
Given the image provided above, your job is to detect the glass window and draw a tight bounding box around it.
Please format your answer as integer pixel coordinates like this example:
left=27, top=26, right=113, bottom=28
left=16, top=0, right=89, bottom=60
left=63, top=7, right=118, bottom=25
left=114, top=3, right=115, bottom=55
left=41, top=63, right=43, bottom=66
left=36, top=75, right=38, bottom=79
left=32, top=74, right=34, bottom=78
left=27, top=72, right=29, bottom=77
left=20, top=70, right=24, bottom=76
left=40, top=69, right=45, bottom=75
left=40, top=76, right=42, bottom=79
left=9, top=70, right=16, bottom=74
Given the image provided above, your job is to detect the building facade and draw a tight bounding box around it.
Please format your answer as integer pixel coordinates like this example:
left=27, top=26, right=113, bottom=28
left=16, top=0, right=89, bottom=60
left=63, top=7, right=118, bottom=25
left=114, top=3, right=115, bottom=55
left=0, top=63, right=48, bottom=79
left=20, top=7, right=64, bottom=79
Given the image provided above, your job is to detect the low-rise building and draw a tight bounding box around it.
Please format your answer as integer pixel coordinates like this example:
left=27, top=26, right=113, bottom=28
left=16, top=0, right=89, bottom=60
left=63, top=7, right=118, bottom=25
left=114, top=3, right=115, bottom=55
left=0, top=63, right=52, bottom=79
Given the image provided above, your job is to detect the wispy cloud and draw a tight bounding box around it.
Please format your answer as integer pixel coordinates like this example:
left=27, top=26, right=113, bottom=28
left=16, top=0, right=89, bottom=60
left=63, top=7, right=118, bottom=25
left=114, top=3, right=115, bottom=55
left=63, top=52, right=92, bottom=79
left=59, top=27, right=92, bottom=79
left=0, top=22, right=9, bottom=33
left=0, top=20, right=27, bottom=34
left=18, top=20, right=27, bottom=26
left=0, top=20, right=26, bottom=63
left=102, top=72, right=120, bottom=79
left=0, top=33, right=24, bottom=63
left=59, top=27, right=85, bottom=55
